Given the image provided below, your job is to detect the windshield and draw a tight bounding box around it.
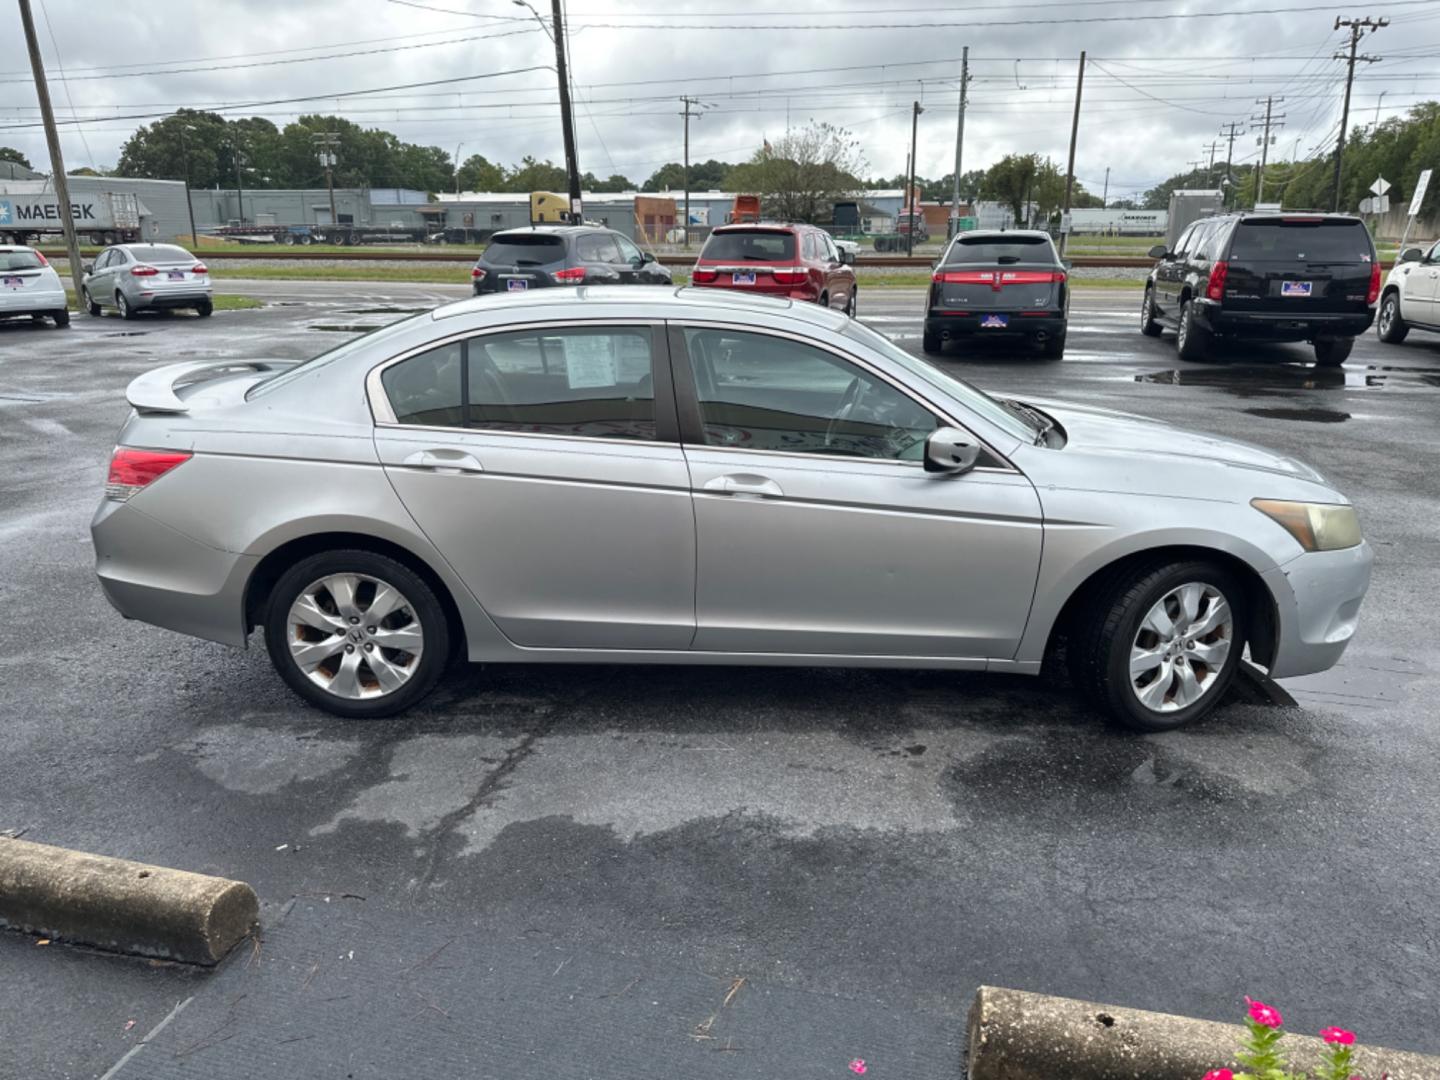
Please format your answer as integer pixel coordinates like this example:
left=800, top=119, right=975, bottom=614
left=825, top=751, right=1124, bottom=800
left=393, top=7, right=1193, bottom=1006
left=701, top=230, right=796, bottom=261
left=1228, top=219, right=1373, bottom=262
left=945, top=235, right=1055, bottom=265
left=247, top=314, right=428, bottom=400
left=841, top=321, right=1033, bottom=444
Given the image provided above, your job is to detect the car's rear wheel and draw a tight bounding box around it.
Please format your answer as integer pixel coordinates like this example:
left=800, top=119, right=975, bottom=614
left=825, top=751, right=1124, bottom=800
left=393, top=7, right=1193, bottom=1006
left=264, top=550, right=451, bottom=719
left=1176, top=298, right=1211, bottom=362
left=196, top=300, right=214, bottom=318
left=1140, top=286, right=1162, bottom=337
left=52, top=309, right=70, bottom=328
left=1313, top=336, right=1353, bottom=367
left=1040, top=333, right=1066, bottom=360
left=116, top=292, right=135, bottom=320
left=922, top=325, right=943, bottom=355
left=82, top=287, right=101, bottom=317
left=1376, top=292, right=1408, bottom=344
left=1069, top=559, right=1246, bottom=732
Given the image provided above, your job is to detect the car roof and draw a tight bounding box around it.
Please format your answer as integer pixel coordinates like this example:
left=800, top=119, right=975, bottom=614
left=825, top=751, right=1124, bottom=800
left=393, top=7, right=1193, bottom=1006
left=491, top=225, right=604, bottom=237
left=951, top=229, right=1054, bottom=242
left=433, top=284, right=850, bottom=332
left=711, top=223, right=803, bottom=233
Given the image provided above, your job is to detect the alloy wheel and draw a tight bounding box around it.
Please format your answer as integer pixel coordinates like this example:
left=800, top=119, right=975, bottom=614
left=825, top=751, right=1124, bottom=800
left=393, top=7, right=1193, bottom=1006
left=1379, top=297, right=1395, bottom=335
left=286, top=573, right=425, bottom=699
left=1129, top=581, right=1233, bottom=713
left=1177, top=306, right=1189, bottom=351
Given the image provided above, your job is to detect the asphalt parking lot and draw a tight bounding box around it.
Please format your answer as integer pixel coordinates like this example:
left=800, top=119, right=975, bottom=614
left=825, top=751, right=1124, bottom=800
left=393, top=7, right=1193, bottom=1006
left=2, top=282, right=1439, bottom=1079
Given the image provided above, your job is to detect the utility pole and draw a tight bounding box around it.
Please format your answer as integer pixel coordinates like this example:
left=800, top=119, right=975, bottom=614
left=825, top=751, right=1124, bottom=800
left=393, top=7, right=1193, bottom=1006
left=1102, top=166, right=1110, bottom=207
left=1219, top=121, right=1245, bottom=208
left=1250, top=97, right=1285, bottom=205
left=949, top=46, right=969, bottom=238
left=1059, top=50, right=1086, bottom=255
left=680, top=96, right=701, bottom=249
left=550, top=0, right=582, bottom=222
left=1331, top=15, right=1387, bottom=212
left=906, top=101, right=923, bottom=257
left=314, top=132, right=341, bottom=227
left=1201, top=140, right=1222, bottom=186
left=18, top=0, right=84, bottom=298
left=230, top=134, right=246, bottom=226
left=177, top=123, right=198, bottom=245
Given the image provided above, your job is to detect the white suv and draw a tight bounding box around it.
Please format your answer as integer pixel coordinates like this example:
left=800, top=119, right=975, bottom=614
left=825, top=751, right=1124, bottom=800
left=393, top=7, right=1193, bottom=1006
left=0, top=245, right=69, bottom=328
left=1377, top=238, right=1440, bottom=344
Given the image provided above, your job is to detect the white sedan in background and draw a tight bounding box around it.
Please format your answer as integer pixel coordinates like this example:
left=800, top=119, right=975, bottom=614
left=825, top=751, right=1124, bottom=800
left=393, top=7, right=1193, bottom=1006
left=0, top=245, right=69, bottom=328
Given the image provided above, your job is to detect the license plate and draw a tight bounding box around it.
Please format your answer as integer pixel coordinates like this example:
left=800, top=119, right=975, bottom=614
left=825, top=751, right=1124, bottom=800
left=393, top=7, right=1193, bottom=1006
left=2, top=276, right=21, bottom=288
left=732, top=271, right=756, bottom=285
left=167, top=271, right=186, bottom=281
left=979, top=313, right=1009, bottom=328
left=506, top=278, right=528, bottom=292
left=1281, top=280, right=1312, bottom=297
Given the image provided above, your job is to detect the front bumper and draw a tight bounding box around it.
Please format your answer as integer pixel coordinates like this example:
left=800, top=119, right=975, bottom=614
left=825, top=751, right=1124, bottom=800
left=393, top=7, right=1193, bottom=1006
left=926, top=311, right=1066, bottom=339
left=1195, top=299, right=1374, bottom=340
left=92, top=498, right=253, bottom=647
left=1263, top=540, right=1373, bottom=679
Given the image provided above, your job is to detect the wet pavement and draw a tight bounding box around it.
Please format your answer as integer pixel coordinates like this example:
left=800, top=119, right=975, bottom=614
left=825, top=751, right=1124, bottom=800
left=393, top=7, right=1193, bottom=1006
left=1, top=284, right=1438, bottom=1078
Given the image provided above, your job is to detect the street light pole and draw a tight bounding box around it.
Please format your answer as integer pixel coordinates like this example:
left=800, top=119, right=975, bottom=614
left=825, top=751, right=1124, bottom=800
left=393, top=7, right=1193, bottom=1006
left=177, top=124, right=199, bottom=244
left=907, top=101, right=923, bottom=258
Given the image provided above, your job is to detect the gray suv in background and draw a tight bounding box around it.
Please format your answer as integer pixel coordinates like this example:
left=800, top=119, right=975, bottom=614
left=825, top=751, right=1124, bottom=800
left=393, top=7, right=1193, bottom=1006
left=471, top=226, right=672, bottom=295
left=81, top=242, right=213, bottom=320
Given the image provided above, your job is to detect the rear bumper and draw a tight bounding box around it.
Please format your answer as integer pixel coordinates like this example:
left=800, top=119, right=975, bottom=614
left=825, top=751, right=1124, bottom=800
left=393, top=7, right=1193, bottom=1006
left=92, top=498, right=252, bottom=648
left=690, top=279, right=820, bottom=303
left=1195, top=299, right=1374, bottom=339
left=1263, top=540, right=1373, bottom=679
left=926, top=311, right=1066, bottom=338
left=0, top=286, right=66, bottom=315
left=133, top=289, right=212, bottom=310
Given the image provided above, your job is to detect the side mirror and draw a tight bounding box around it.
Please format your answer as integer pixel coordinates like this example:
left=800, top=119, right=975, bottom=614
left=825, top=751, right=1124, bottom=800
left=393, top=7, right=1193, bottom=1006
left=1147, top=244, right=1169, bottom=260
left=841, top=249, right=856, bottom=265
left=82, top=263, right=93, bottom=274
left=1062, top=259, right=1074, bottom=271
left=1398, top=247, right=1422, bottom=264
left=924, top=426, right=982, bottom=475
left=640, top=251, right=655, bottom=264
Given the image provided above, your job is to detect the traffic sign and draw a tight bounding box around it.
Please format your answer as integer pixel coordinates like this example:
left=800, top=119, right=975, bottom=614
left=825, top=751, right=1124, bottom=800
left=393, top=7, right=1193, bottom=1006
left=1369, top=176, right=1391, bottom=196
left=1409, top=169, right=1433, bottom=217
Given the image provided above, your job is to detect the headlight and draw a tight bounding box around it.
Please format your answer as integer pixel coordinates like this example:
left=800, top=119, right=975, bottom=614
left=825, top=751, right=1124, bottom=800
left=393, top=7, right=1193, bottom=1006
left=1251, top=499, right=1362, bottom=552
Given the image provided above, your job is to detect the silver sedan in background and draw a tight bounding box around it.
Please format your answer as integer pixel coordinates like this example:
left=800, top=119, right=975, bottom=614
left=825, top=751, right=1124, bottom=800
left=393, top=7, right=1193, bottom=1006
left=81, top=242, right=212, bottom=319
left=92, top=287, right=1372, bottom=730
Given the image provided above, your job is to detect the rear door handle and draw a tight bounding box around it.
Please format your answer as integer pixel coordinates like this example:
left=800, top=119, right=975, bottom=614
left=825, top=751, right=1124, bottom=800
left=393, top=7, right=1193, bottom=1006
left=702, top=473, right=784, bottom=498
left=402, top=449, right=484, bottom=474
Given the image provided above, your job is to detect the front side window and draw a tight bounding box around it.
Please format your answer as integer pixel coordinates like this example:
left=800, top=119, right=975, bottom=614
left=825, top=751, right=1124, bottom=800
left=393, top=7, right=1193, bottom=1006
left=683, top=328, right=938, bottom=461
left=1172, top=225, right=1196, bottom=258
left=1426, top=239, right=1440, bottom=263
left=614, top=234, right=644, bottom=265
left=575, top=233, right=622, bottom=263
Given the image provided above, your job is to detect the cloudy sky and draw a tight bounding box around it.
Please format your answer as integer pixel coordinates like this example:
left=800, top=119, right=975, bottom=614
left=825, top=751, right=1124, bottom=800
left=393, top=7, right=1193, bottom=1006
left=2, top=0, right=1438, bottom=200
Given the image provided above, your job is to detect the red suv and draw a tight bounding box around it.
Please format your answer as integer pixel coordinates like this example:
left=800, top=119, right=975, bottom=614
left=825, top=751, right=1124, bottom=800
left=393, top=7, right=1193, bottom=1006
left=690, top=224, right=858, bottom=315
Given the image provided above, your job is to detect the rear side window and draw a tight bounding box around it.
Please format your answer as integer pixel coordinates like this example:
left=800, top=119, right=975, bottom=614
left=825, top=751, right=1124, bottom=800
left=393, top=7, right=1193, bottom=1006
left=0, top=250, right=44, bottom=271
left=482, top=234, right=566, bottom=265
left=945, top=235, right=1055, bottom=265
left=381, top=343, right=464, bottom=427
left=1228, top=219, right=1373, bottom=262
left=701, top=230, right=796, bottom=261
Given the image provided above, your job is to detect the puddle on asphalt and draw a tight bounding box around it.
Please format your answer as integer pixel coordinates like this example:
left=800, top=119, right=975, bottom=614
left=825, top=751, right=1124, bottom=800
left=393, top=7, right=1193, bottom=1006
left=342, top=307, right=427, bottom=315
left=1135, top=364, right=1440, bottom=392
left=308, top=324, right=383, bottom=333
left=101, top=331, right=148, bottom=338
left=1243, top=406, right=1351, bottom=423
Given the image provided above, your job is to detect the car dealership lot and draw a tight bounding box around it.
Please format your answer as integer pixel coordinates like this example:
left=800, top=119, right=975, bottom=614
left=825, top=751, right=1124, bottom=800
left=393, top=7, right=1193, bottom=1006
left=2, top=285, right=1439, bottom=1078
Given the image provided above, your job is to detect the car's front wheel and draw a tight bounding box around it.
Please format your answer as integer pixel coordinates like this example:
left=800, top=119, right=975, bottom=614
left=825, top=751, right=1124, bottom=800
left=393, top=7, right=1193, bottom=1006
left=1068, top=559, right=1246, bottom=731
left=1313, top=336, right=1353, bottom=367
left=263, top=550, right=452, bottom=718
left=82, top=287, right=101, bottom=317
left=1140, top=286, right=1162, bottom=337
left=1376, top=292, right=1408, bottom=344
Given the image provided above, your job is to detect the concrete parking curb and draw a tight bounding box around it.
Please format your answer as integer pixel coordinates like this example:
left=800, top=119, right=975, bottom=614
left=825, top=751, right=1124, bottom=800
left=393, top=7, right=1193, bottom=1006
left=967, top=986, right=1440, bottom=1080
left=0, top=837, right=258, bottom=966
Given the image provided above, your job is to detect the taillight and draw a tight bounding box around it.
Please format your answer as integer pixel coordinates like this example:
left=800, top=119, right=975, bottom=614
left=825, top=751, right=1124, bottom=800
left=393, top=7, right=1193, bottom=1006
left=191, top=263, right=208, bottom=275
left=471, top=266, right=486, bottom=280
left=130, top=265, right=158, bottom=277
left=552, top=266, right=586, bottom=282
left=105, top=447, right=192, bottom=502
left=35, top=251, right=49, bottom=267
left=1367, top=261, right=1381, bottom=305
left=1206, top=260, right=1228, bottom=302
left=771, top=266, right=808, bottom=285
left=932, top=269, right=1066, bottom=287
left=691, top=268, right=719, bottom=284
left=933, top=270, right=997, bottom=284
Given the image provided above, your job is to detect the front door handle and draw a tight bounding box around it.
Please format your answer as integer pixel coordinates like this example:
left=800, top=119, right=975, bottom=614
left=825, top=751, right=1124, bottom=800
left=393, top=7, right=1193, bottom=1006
left=703, top=473, right=784, bottom=498
left=402, top=448, right=484, bottom=474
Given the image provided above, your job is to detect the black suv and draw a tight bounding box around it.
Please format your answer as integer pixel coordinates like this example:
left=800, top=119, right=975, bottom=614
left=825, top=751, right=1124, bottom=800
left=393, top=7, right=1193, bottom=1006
left=1141, top=212, right=1379, bottom=366
left=471, top=226, right=672, bottom=295
left=923, top=230, right=1070, bottom=359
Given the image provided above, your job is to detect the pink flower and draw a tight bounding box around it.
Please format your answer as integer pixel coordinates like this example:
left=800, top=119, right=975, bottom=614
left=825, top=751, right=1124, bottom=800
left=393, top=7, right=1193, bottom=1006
left=1245, top=997, right=1283, bottom=1029
left=1202, top=1071, right=1233, bottom=1080
left=849, top=1060, right=867, bottom=1075
left=1321, top=1027, right=1356, bottom=1045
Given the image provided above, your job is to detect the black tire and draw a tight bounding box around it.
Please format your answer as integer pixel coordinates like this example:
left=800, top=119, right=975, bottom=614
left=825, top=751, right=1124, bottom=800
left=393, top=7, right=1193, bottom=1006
left=818, top=291, right=829, bottom=310
left=196, top=300, right=214, bottom=318
left=1313, top=336, right=1353, bottom=367
left=845, top=287, right=857, bottom=318
left=1068, top=558, right=1247, bottom=732
left=116, top=292, right=136, bottom=320
left=280, top=232, right=297, bottom=246
left=1176, top=298, right=1211, bottom=362
left=263, top=549, right=452, bottom=719
left=52, top=309, right=70, bottom=328
left=82, top=287, right=102, bottom=317
left=1140, top=286, right=1162, bottom=337
left=1040, top=333, right=1066, bottom=360
left=1376, top=291, right=1408, bottom=344
left=922, top=325, right=944, bottom=355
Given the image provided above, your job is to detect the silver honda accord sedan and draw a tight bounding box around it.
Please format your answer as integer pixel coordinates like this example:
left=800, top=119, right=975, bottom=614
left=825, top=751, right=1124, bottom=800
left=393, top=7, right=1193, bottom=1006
left=92, top=287, right=1372, bottom=730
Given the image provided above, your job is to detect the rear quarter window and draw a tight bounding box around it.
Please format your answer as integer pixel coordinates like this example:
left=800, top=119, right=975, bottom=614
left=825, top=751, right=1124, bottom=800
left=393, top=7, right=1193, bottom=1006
left=1228, top=219, right=1373, bottom=262
left=945, top=236, right=1056, bottom=265
left=701, top=230, right=796, bottom=261
left=482, top=234, right=566, bottom=265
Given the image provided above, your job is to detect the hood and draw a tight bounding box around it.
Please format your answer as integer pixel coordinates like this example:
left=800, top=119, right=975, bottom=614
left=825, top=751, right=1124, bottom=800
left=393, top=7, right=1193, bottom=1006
left=1024, top=397, right=1330, bottom=485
